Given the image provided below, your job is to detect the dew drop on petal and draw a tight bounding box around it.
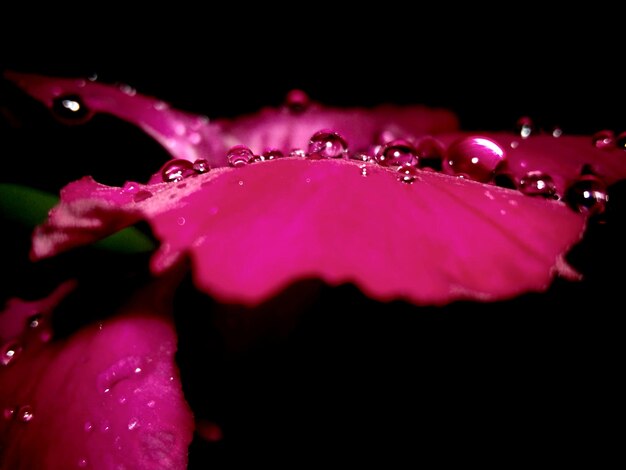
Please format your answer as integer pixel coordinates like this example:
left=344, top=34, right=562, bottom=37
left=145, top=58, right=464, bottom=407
left=592, top=130, right=616, bottom=150
left=3, top=407, right=16, bottom=420
left=133, top=190, right=153, bottom=203
left=516, top=116, right=534, bottom=138
left=284, top=89, right=310, bottom=114
left=397, top=165, right=419, bottom=184
left=415, top=136, right=444, bottom=171
left=192, top=159, right=210, bottom=174
left=351, top=152, right=376, bottom=163
left=552, top=126, right=563, bottom=138
left=444, top=136, right=506, bottom=183
left=261, top=148, right=284, bottom=160
left=160, top=159, right=195, bottom=183
left=128, top=418, right=139, bottom=431
left=1, top=340, right=23, bottom=366
left=307, top=130, right=349, bottom=159
left=227, top=145, right=254, bottom=167
left=17, top=405, right=34, bottom=422
left=27, top=313, right=44, bottom=329
left=289, top=149, right=307, bottom=158
left=519, top=171, right=558, bottom=198
left=375, top=139, right=418, bottom=167
left=78, top=458, right=88, bottom=468
left=359, top=164, right=368, bottom=177
left=84, top=421, right=93, bottom=432
left=52, top=94, right=92, bottom=123
left=565, top=174, right=609, bottom=215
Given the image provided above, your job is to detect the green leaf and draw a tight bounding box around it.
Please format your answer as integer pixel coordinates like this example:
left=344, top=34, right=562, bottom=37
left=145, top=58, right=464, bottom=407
left=0, top=183, right=155, bottom=253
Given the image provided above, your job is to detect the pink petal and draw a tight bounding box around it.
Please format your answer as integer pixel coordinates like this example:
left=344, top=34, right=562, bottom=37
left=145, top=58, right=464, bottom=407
left=0, top=281, right=194, bottom=470
left=31, top=157, right=586, bottom=307
left=4, top=70, right=226, bottom=167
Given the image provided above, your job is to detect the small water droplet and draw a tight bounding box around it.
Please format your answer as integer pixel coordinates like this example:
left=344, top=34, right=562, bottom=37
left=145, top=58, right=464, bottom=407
left=177, top=217, right=186, bottom=226
left=154, top=101, right=169, bottom=111
left=84, top=421, right=93, bottom=432
left=17, top=405, right=34, bottom=422
left=415, top=137, right=444, bottom=171
left=284, top=89, right=310, bottom=113
left=519, top=171, right=558, bottom=198
left=397, top=165, right=419, bottom=184
left=88, top=73, right=98, bottom=82
left=133, top=190, right=153, bottom=203
left=227, top=145, right=254, bottom=167
left=510, top=140, right=520, bottom=149
left=52, top=94, right=92, bottom=123
left=261, top=148, right=284, bottom=160
left=516, top=116, right=534, bottom=138
left=289, top=148, right=307, bottom=158
left=3, top=407, right=16, bottom=420
left=565, top=174, right=609, bottom=215
left=119, top=396, right=127, bottom=405
left=307, top=130, right=349, bottom=159
left=192, top=159, right=210, bottom=173
left=359, top=164, right=368, bottom=176
left=351, top=152, right=376, bottom=163
left=1, top=340, right=23, bottom=366
left=238, top=180, right=244, bottom=186
left=552, top=126, right=563, bottom=138
left=160, top=159, right=195, bottom=183
left=592, top=130, right=616, bottom=150
left=119, top=84, right=136, bottom=96
left=375, top=139, right=417, bottom=167
left=128, top=418, right=139, bottom=431
left=27, top=313, right=44, bottom=329
left=615, top=131, right=626, bottom=151
left=100, top=421, right=111, bottom=433
left=443, top=136, right=506, bottom=183
left=146, top=400, right=156, bottom=408
left=78, top=457, right=88, bottom=468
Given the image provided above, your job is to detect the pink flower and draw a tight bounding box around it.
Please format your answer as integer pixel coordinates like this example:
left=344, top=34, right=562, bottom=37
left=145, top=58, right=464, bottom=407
left=2, top=71, right=624, bottom=467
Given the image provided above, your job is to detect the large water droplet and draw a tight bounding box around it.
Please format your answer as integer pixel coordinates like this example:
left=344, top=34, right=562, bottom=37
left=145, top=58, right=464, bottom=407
left=565, top=174, right=609, bottom=215
left=160, top=159, right=195, bottom=183
left=284, top=89, right=310, bottom=114
left=415, top=136, right=444, bottom=171
left=516, top=116, right=534, bottom=138
left=592, top=130, right=616, bottom=150
left=375, top=139, right=417, bottom=167
left=52, top=94, right=92, bottom=123
left=519, top=171, right=558, bottom=198
left=397, top=165, right=419, bottom=184
left=227, top=145, right=254, bottom=167
left=444, top=136, right=506, bottom=183
left=17, top=405, right=34, bottom=422
left=1, top=340, right=23, bottom=366
left=307, top=130, right=349, bottom=159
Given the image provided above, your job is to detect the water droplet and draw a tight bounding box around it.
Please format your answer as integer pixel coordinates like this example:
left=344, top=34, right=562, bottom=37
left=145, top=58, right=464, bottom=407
left=227, top=145, right=254, bottom=167
left=359, top=164, right=369, bottom=177
left=284, top=89, right=310, bottom=113
left=121, top=181, right=140, bottom=194
left=444, top=136, right=506, bottom=183
left=119, top=84, right=136, bottom=96
left=307, top=130, right=349, bottom=159
left=52, top=94, right=92, bottom=123
left=1, top=340, right=23, bottom=366
left=177, top=217, right=186, bottom=226
left=519, top=171, right=558, bottom=198
left=84, top=421, right=93, bottom=432
left=192, top=159, right=210, bottom=173
left=375, top=139, right=417, bottom=167
left=238, top=180, right=244, bottom=186
left=592, top=130, right=616, bottom=150
left=119, top=396, right=128, bottom=404
left=160, top=159, right=195, bottom=183
left=415, top=137, right=444, bottom=171
left=78, top=457, right=88, bottom=468
left=146, top=400, right=156, bottom=408
left=261, top=148, right=284, bottom=160
left=289, top=148, right=306, bottom=158
left=397, top=165, right=419, bottom=184
left=615, top=131, right=626, bottom=151
left=27, top=313, right=44, bottom=329
left=87, top=73, right=98, bottom=82
left=17, top=405, right=34, bottom=422
left=97, top=356, right=145, bottom=394
left=516, top=116, right=534, bottom=138
left=351, top=152, right=376, bottom=163
left=510, top=140, right=520, bottom=149
left=565, top=174, right=609, bottom=215
left=100, top=421, right=111, bottom=433
left=128, top=418, right=139, bottom=431
left=154, top=101, right=169, bottom=111
left=3, top=407, right=16, bottom=420
left=552, top=126, right=563, bottom=138
left=133, top=190, right=153, bottom=203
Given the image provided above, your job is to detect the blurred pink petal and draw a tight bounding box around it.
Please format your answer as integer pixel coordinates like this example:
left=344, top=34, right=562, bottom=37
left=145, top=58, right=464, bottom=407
left=0, top=281, right=194, bottom=469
